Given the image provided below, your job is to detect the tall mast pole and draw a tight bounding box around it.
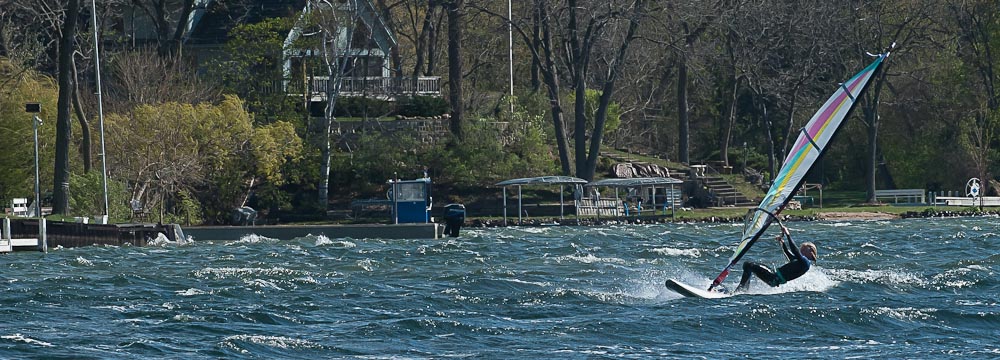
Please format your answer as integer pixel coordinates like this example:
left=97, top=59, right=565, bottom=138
left=92, top=0, right=110, bottom=222
left=508, top=0, right=514, bottom=113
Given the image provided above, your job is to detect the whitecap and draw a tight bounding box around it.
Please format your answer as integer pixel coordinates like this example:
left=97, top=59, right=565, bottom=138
left=1, top=334, right=53, bottom=347
left=554, top=253, right=627, bottom=265
left=753, top=268, right=839, bottom=295
left=820, top=222, right=853, bottom=227
left=148, top=232, right=192, bottom=246
left=176, top=288, right=207, bottom=296
left=246, top=279, right=285, bottom=291
left=827, top=268, right=925, bottom=286
left=860, top=306, right=936, bottom=321
left=316, top=236, right=356, bottom=248
left=193, top=267, right=305, bottom=279
left=504, top=278, right=552, bottom=287
left=170, top=314, right=205, bottom=322
left=73, top=256, right=93, bottom=266
left=221, top=334, right=323, bottom=350
left=356, top=259, right=377, bottom=272
left=228, top=234, right=278, bottom=245
left=649, top=247, right=700, bottom=257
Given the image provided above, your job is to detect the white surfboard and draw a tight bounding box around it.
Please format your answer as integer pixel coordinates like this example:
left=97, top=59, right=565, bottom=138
left=665, top=278, right=733, bottom=299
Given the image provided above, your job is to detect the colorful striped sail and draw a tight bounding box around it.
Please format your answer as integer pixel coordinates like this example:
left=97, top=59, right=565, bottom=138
left=708, top=51, right=891, bottom=291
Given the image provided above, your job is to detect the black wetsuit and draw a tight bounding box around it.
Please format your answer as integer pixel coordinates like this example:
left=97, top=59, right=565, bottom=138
left=736, top=235, right=812, bottom=291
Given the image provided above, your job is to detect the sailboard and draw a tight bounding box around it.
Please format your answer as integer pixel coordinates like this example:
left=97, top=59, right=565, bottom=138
left=665, top=279, right=732, bottom=299
left=705, top=47, right=893, bottom=292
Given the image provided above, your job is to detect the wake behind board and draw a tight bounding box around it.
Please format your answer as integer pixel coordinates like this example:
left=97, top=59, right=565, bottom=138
left=665, top=279, right=732, bottom=299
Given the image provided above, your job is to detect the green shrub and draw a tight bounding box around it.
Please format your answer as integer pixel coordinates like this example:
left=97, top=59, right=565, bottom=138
left=336, top=97, right=392, bottom=117
left=68, top=172, right=131, bottom=223
left=396, top=96, right=450, bottom=117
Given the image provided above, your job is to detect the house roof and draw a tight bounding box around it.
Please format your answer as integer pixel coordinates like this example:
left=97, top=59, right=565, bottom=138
left=185, top=0, right=309, bottom=46
left=185, top=0, right=396, bottom=54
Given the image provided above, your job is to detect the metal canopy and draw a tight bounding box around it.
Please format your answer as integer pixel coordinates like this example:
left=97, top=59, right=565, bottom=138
left=585, top=177, right=682, bottom=188
left=496, top=176, right=587, bottom=225
left=585, top=177, right=683, bottom=219
left=496, top=176, right=588, bottom=187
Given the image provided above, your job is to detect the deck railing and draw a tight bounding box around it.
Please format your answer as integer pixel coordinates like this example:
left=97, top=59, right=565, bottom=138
left=280, top=76, right=441, bottom=97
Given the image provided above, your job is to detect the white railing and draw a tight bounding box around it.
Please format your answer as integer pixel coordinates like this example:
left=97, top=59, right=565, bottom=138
left=282, top=76, right=441, bottom=97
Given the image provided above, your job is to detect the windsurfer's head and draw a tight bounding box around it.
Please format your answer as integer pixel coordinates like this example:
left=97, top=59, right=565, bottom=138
left=800, top=242, right=818, bottom=261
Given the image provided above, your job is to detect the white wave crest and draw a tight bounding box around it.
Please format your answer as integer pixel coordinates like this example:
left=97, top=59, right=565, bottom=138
left=554, top=254, right=627, bottom=265
left=827, top=268, right=926, bottom=287
left=752, top=268, right=839, bottom=295
left=1, top=334, right=53, bottom=347
left=73, top=256, right=93, bottom=266
left=649, top=247, right=700, bottom=257
left=861, top=306, right=936, bottom=321
left=147, top=232, right=193, bottom=246
left=229, top=234, right=278, bottom=245
left=176, top=288, right=208, bottom=296
left=222, top=334, right=323, bottom=350
left=193, top=267, right=306, bottom=279
left=312, top=235, right=355, bottom=248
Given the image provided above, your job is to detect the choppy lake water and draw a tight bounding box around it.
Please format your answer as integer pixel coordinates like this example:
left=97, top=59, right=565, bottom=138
left=1, top=216, right=998, bottom=359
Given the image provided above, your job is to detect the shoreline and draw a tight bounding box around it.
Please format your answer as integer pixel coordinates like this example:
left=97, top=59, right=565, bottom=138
left=466, top=208, right=1000, bottom=227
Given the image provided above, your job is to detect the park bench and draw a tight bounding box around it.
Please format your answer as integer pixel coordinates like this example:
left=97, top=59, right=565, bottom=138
left=874, top=189, right=926, bottom=204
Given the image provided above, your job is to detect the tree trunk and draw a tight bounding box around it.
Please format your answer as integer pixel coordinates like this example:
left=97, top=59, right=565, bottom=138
left=572, top=75, right=587, bottom=178
left=532, top=1, right=571, bottom=175
left=780, top=91, right=799, bottom=164
left=446, top=0, right=464, bottom=141
left=319, top=98, right=335, bottom=208
left=71, top=56, right=92, bottom=173
left=54, top=0, right=82, bottom=215
left=530, top=5, right=541, bottom=91
left=427, top=8, right=443, bottom=76
left=763, top=102, right=775, bottom=182
left=862, top=64, right=889, bottom=203
left=317, top=7, right=357, bottom=209
left=168, top=0, right=196, bottom=57
left=567, top=0, right=588, bottom=178
left=677, top=57, right=690, bottom=164
left=413, top=2, right=434, bottom=78
left=864, top=105, right=878, bottom=202
left=720, top=76, right=738, bottom=167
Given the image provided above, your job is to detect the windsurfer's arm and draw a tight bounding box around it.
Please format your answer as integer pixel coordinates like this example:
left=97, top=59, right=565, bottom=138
left=779, top=225, right=798, bottom=260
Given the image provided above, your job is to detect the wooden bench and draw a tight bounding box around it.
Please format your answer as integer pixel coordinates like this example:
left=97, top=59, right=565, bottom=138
left=875, top=189, right=926, bottom=204
left=577, top=199, right=625, bottom=216
left=792, top=195, right=814, bottom=207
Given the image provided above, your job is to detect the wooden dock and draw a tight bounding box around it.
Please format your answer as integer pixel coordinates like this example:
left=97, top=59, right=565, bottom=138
left=1, top=217, right=184, bottom=252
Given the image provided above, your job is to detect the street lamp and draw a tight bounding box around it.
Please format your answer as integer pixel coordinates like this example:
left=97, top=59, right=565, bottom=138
left=25, top=103, right=41, bottom=217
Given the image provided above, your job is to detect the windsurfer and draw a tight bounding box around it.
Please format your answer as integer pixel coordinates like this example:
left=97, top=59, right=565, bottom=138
left=734, top=224, right=818, bottom=293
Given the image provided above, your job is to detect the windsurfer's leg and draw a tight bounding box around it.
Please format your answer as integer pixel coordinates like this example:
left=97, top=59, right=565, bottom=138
left=737, top=262, right=776, bottom=292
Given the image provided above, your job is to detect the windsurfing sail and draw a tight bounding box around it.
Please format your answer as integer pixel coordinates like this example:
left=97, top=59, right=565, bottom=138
left=708, top=48, right=892, bottom=291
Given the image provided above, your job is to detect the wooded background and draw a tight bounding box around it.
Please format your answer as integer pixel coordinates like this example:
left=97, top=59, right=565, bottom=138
left=1, top=0, right=997, bottom=223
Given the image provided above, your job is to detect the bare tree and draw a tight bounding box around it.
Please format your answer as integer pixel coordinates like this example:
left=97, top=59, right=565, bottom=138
left=851, top=0, right=937, bottom=202
left=724, top=0, right=852, bottom=178
left=104, top=48, right=220, bottom=109
left=500, top=0, right=646, bottom=179
left=306, top=0, right=369, bottom=206
left=130, top=0, right=196, bottom=55
left=656, top=1, right=718, bottom=165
